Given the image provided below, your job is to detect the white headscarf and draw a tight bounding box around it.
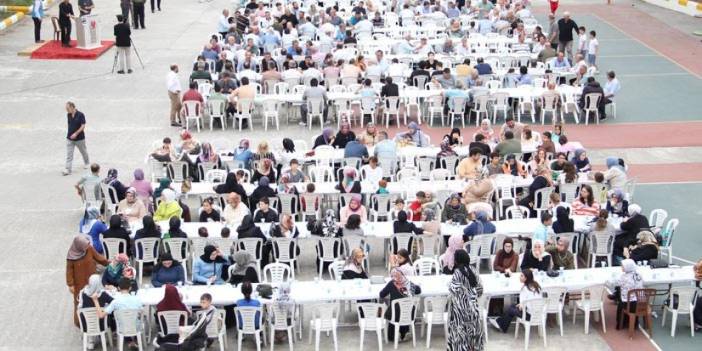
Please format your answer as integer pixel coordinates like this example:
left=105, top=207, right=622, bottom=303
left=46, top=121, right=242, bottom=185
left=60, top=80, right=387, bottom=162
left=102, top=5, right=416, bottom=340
left=622, top=259, right=638, bottom=273
left=628, top=204, right=641, bottom=216
left=162, top=189, right=176, bottom=203
left=81, top=274, right=105, bottom=297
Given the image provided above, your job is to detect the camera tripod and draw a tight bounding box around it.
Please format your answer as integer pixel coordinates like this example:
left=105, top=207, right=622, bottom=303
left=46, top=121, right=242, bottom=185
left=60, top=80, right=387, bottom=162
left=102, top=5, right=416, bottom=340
left=111, top=39, right=145, bottom=73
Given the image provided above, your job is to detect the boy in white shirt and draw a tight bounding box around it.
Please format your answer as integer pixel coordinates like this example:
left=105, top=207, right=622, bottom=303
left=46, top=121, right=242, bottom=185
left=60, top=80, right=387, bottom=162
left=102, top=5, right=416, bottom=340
left=587, top=30, right=599, bottom=71
left=577, top=26, right=588, bottom=58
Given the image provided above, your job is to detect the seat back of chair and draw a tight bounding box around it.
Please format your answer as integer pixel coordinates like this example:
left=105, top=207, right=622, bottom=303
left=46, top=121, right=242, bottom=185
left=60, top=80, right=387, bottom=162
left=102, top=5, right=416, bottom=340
left=237, top=238, right=263, bottom=261
left=391, top=233, right=415, bottom=254
left=670, top=286, right=697, bottom=313
left=559, top=183, right=580, bottom=204
left=371, top=194, right=392, bottom=217
left=533, top=186, right=554, bottom=211
left=418, top=235, right=440, bottom=258
left=312, top=303, right=338, bottom=331
left=277, top=193, right=299, bottom=216
left=167, top=161, right=189, bottom=182
left=300, top=193, right=321, bottom=215
left=585, top=93, right=601, bottom=110
left=202, top=309, right=225, bottom=338
left=316, top=237, right=342, bottom=262
left=648, top=209, right=668, bottom=230
left=272, top=237, right=298, bottom=262
left=391, top=297, right=417, bottom=325
left=424, top=296, right=448, bottom=324
left=627, top=289, right=656, bottom=314
left=413, top=257, right=438, bottom=276
left=328, top=259, right=345, bottom=280
left=263, top=262, right=292, bottom=284
left=100, top=236, right=128, bottom=260
left=136, top=237, right=161, bottom=262
left=523, top=298, right=547, bottom=325
left=114, top=309, right=141, bottom=336
left=157, top=310, right=188, bottom=336
left=236, top=306, right=262, bottom=333
left=476, top=234, right=496, bottom=259
left=357, top=303, right=385, bottom=330
left=270, top=303, right=295, bottom=329
left=163, top=238, right=189, bottom=262
left=590, top=231, right=614, bottom=255
left=78, top=308, right=104, bottom=336
left=543, top=287, right=567, bottom=312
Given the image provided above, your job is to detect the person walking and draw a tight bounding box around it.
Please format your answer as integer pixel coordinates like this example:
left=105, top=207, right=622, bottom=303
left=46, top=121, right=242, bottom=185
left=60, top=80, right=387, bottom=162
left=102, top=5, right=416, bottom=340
left=166, top=65, right=182, bottom=127
left=31, top=0, right=44, bottom=43
left=58, top=0, right=75, bottom=47
left=447, top=249, right=485, bottom=350
left=557, top=11, right=579, bottom=62
left=66, top=234, right=108, bottom=327
left=113, top=15, right=132, bottom=74
left=63, top=101, right=90, bottom=176
left=132, top=0, right=146, bottom=29
left=120, top=0, right=131, bottom=23
left=150, top=0, right=161, bottom=13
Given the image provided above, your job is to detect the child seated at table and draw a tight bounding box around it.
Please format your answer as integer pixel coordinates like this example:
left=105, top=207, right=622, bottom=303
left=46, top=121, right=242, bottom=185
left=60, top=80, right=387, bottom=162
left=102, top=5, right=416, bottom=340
left=377, top=179, right=389, bottom=194
left=391, top=198, right=406, bottom=221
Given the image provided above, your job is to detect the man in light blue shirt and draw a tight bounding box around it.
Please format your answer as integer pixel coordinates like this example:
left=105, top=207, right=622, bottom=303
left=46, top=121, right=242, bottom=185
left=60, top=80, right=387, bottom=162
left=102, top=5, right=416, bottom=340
left=373, top=131, right=397, bottom=160
left=93, top=278, right=143, bottom=348
left=516, top=66, right=533, bottom=86
left=217, top=9, right=231, bottom=38
left=32, top=0, right=45, bottom=43
left=604, top=71, right=620, bottom=104
left=344, top=137, right=369, bottom=160
left=259, top=28, right=281, bottom=52
left=550, top=52, right=571, bottom=70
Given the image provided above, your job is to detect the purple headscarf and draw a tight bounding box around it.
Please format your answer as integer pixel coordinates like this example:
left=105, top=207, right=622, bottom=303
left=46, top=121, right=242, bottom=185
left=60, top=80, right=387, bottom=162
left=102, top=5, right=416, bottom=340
left=322, top=127, right=334, bottom=143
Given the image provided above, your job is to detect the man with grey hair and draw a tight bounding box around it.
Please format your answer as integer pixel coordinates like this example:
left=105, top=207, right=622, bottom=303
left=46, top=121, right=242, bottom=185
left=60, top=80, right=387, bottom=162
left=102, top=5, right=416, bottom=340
left=547, top=237, right=575, bottom=270
left=557, top=11, right=579, bottom=62
left=63, top=101, right=90, bottom=175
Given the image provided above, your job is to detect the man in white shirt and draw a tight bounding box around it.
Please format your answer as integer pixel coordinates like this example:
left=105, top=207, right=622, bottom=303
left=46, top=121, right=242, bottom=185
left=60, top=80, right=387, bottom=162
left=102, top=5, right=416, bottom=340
left=298, top=17, right=317, bottom=38
left=166, top=65, right=182, bottom=127
left=396, top=35, right=415, bottom=54
left=414, top=37, right=431, bottom=55
left=387, top=59, right=405, bottom=79
left=373, top=50, right=389, bottom=75
left=354, top=18, right=374, bottom=37
left=223, top=192, right=250, bottom=226
left=282, top=62, right=303, bottom=82
left=217, top=9, right=231, bottom=38
left=604, top=70, right=620, bottom=105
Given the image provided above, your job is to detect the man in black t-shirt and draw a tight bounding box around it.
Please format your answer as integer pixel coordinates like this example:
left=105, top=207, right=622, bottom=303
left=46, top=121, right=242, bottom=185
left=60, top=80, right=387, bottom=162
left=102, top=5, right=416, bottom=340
left=63, top=101, right=90, bottom=175
left=557, top=11, right=579, bottom=62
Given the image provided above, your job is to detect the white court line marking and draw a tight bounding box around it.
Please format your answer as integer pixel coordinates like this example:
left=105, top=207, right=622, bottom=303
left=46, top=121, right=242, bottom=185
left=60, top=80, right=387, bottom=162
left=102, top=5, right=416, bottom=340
left=599, top=54, right=658, bottom=58
left=639, top=181, right=702, bottom=185
left=592, top=13, right=702, bottom=80
left=616, top=73, right=690, bottom=77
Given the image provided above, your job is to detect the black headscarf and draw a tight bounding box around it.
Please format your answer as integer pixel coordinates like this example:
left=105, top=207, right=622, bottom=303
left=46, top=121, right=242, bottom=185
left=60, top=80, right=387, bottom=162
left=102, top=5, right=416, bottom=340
left=137, top=215, right=160, bottom=238
left=215, top=172, right=240, bottom=194
left=167, top=217, right=187, bottom=238
left=282, top=138, right=295, bottom=152
left=553, top=206, right=574, bottom=233
left=109, top=214, right=122, bottom=229
left=200, top=245, right=227, bottom=264
left=236, top=215, right=264, bottom=239
left=397, top=210, right=408, bottom=223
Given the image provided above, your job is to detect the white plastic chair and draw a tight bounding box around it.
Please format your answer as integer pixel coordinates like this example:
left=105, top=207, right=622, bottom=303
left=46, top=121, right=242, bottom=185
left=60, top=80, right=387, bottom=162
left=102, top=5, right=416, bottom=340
left=236, top=306, right=265, bottom=351
left=308, top=302, right=339, bottom=351
left=100, top=235, right=128, bottom=259
left=541, top=93, right=560, bottom=125
left=78, top=308, right=110, bottom=351
left=449, top=96, right=469, bottom=128
left=421, top=296, right=448, bottom=348
left=271, top=237, right=300, bottom=278
left=163, top=237, right=189, bottom=278
left=357, top=303, right=386, bottom=351
left=262, top=262, right=293, bottom=284
left=237, top=238, right=264, bottom=280
left=416, top=156, right=435, bottom=180
left=505, top=205, right=530, bottom=219
left=269, top=303, right=296, bottom=351
left=308, top=165, right=335, bottom=183
left=182, top=101, right=202, bottom=132
left=417, top=235, right=441, bottom=260
left=383, top=97, right=402, bottom=128
left=544, top=287, right=567, bottom=336
left=307, top=97, right=326, bottom=130
left=589, top=231, right=614, bottom=268
left=236, top=98, right=255, bottom=131
left=515, top=298, right=548, bottom=350
left=659, top=218, right=679, bottom=265
left=370, top=194, right=393, bottom=222
left=649, top=209, right=668, bottom=234
left=491, top=92, right=510, bottom=124
left=387, top=297, right=418, bottom=349
left=202, top=309, right=227, bottom=351
left=100, top=183, right=119, bottom=218
left=262, top=99, right=280, bottom=131
left=114, top=309, right=145, bottom=351
left=661, top=286, right=697, bottom=337
left=572, top=284, right=606, bottom=334
left=426, top=95, right=444, bottom=126
left=429, top=168, right=449, bottom=181
left=156, top=310, right=188, bottom=337
left=208, top=99, right=227, bottom=130
left=316, top=237, right=343, bottom=279
left=413, top=257, right=440, bottom=276
left=134, top=237, right=160, bottom=286
left=582, top=93, right=602, bottom=125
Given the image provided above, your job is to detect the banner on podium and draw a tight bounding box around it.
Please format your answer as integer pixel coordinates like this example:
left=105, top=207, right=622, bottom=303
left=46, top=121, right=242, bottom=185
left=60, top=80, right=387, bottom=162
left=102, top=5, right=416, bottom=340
left=75, top=14, right=101, bottom=50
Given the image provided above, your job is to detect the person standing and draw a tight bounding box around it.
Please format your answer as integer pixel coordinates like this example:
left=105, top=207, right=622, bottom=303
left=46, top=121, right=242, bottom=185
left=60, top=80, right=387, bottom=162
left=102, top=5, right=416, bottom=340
left=132, top=0, right=146, bottom=29
left=58, top=0, right=75, bottom=47
left=120, top=0, right=131, bottom=23
left=166, top=65, right=182, bottom=127
left=150, top=0, right=161, bottom=13
left=31, top=0, right=44, bottom=43
left=113, top=15, right=132, bottom=74
left=77, top=0, right=94, bottom=16
left=447, top=249, right=485, bottom=351
left=557, top=12, right=579, bottom=62
left=63, top=101, right=90, bottom=176
left=66, top=234, right=108, bottom=327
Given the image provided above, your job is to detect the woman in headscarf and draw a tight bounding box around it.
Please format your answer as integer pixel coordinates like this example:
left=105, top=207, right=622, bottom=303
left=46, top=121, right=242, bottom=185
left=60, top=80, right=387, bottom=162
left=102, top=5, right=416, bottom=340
left=519, top=239, right=552, bottom=272
left=101, top=253, right=130, bottom=287
left=447, top=249, right=485, bottom=351
left=133, top=216, right=161, bottom=259
left=552, top=206, right=574, bottom=233
left=608, top=259, right=644, bottom=328
left=463, top=210, right=496, bottom=238
left=572, top=149, right=591, bottom=172
left=603, top=156, right=628, bottom=190
left=214, top=172, right=248, bottom=204
left=232, top=139, right=254, bottom=169
left=493, top=238, right=519, bottom=274
left=476, top=118, right=496, bottom=143
left=117, top=188, right=147, bottom=225
left=156, top=284, right=191, bottom=316
left=359, top=122, right=380, bottom=146
left=79, top=206, right=107, bottom=254
left=332, top=121, right=357, bottom=148
left=342, top=247, right=368, bottom=279
left=606, top=189, right=629, bottom=217
left=192, top=245, right=229, bottom=285
left=162, top=216, right=187, bottom=240
left=313, top=127, right=335, bottom=149
left=153, top=177, right=173, bottom=203
left=101, top=214, right=132, bottom=257
left=153, top=189, right=183, bottom=222
left=395, top=121, right=429, bottom=147
left=228, top=251, right=260, bottom=285
left=436, top=137, right=458, bottom=166
left=249, top=176, right=276, bottom=209
left=337, top=167, right=361, bottom=194
left=571, top=184, right=601, bottom=216
left=252, top=158, right=275, bottom=184
left=129, top=168, right=153, bottom=205
left=379, top=268, right=421, bottom=341
left=339, top=194, right=368, bottom=225
left=66, top=235, right=108, bottom=327
left=441, top=194, right=469, bottom=225
left=152, top=252, right=186, bottom=287
left=103, top=168, right=127, bottom=202
left=78, top=274, right=114, bottom=343
left=441, top=234, right=465, bottom=274
left=502, top=153, right=527, bottom=177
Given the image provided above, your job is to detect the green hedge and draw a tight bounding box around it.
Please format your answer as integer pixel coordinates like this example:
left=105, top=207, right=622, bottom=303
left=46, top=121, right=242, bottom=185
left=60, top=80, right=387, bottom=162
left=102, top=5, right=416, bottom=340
left=0, top=0, right=34, bottom=6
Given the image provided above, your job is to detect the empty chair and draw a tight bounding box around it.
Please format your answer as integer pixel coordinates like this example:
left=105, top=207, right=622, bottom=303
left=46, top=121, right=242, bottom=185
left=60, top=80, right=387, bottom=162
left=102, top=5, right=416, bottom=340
left=541, top=93, right=560, bottom=125
left=413, top=257, right=440, bottom=276
left=648, top=208, right=668, bottom=234
left=308, top=302, right=340, bottom=351
left=114, top=309, right=145, bottom=351
left=157, top=310, right=189, bottom=337
left=589, top=231, right=614, bottom=267
left=261, top=99, right=280, bottom=131
left=572, top=284, right=606, bottom=334
left=208, top=99, right=227, bottom=130
left=505, top=205, right=530, bottom=219
left=448, top=96, right=469, bottom=128
left=421, top=296, right=448, bottom=348
left=661, top=286, right=697, bottom=337
left=269, top=302, right=296, bottom=351
left=236, top=98, right=255, bottom=131
left=357, top=303, right=386, bottom=351
left=262, top=262, right=293, bottom=284
left=134, top=238, right=160, bottom=286
left=370, top=194, right=393, bottom=222
left=418, top=235, right=441, bottom=260
left=544, top=287, right=567, bottom=336
left=100, top=235, right=128, bottom=260
left=383, top=97, right=402, bottom=128
left=659, top=218, right=679, bottom=265
left=316, top=237, right=343, bottom=279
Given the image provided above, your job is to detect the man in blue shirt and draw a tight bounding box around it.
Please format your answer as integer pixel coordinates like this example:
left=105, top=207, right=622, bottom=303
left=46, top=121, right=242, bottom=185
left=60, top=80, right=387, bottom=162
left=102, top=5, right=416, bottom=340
left=516, top=66, right=533, bottom=86
left=344, top=137, right=369, bottom=160
left=551, top=52, right=571, bottom=70
left=93, top=278, right=143, bottom=349
left=31, top=0, right=45, bottom=43
left=533, top=212, right=553, bottom=243
left=259, top=28, right=281, bottom=52
left=474, top=58, right=493, bottom=75
left=373, top=131, right=397, bottom=160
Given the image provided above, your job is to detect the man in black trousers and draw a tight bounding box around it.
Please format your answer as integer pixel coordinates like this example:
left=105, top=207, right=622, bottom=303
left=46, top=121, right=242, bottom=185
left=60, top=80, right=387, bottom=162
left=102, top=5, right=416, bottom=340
left=58, top=0, right=75, bottom=47
left=114, top=15, right=132, bottom=74
left=150, top=0, right=161, bottom=13
left=132, top=0, right=146, bottom=29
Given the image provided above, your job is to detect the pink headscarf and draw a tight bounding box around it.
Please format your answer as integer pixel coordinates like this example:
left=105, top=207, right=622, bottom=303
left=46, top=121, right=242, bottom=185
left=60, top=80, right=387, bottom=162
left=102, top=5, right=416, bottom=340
left=348, top=194, right=362, bottom=211
left=443, top=234, right=465, bottom=270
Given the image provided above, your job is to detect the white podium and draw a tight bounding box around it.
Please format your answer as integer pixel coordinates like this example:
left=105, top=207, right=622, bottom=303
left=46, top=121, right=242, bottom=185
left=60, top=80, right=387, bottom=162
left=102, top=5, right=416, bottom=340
left=74, top=14, right=100, bottom=50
